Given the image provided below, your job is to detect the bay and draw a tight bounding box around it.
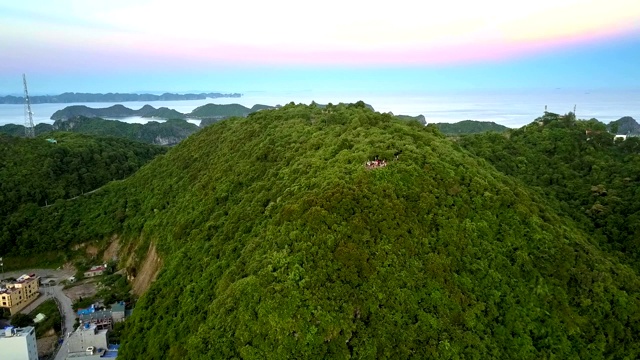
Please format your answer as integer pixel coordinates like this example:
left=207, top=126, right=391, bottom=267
left=0, top=89, right=638, bottom=128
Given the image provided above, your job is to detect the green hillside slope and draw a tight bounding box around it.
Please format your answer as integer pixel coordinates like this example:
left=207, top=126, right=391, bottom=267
left=460, top=112, right=640, bottom=267
left=0, top=132, right=165, bottom=253
left=53, top=117, right=199, bottom=145
left=6, top=104, right=640, bottom=358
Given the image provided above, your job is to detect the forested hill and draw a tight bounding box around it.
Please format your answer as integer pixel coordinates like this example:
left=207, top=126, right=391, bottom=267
left=459, top=112, right=640, bottom=268
left=6, top=103, right=639, bottom=358
left=0, top=92, right=241, bottom=104
left=0, top=132, right=165, bottom=235
left=0, top=117, right=200, bottom=146
left=435, top=120, right=510, bottom=135
left=53, top=117, right=199, bottom=146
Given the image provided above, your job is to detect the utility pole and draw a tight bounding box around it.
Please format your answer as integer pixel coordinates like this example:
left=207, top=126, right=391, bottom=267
left=23, top=74, right=35, bottom=138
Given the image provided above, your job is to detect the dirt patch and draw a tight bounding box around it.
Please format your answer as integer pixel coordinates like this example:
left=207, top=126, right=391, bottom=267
left=132, top=242, right=162, bottom=296
left=85, top=245, right=99, bottom=257
left=62, top=262, right=76, bottom=273
left=37, top=335, right=58, bottom=358
left=63, top=282, right=98, bottom=302
left=103, top=235, right=121, bottom=262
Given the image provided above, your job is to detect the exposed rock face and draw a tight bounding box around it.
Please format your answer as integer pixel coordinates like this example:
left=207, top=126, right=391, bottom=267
left=608, top=116, right=639, bottom=135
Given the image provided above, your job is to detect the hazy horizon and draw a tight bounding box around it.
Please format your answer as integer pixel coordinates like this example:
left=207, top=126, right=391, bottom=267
left=1, top=1, right=639, bottom=95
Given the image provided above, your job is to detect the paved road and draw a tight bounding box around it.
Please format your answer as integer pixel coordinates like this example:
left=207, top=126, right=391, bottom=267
left=1, top=269, right=76, bottom=360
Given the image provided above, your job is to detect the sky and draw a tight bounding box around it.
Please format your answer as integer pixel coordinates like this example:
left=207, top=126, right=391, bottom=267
left=0, top=0, right=639, bottom=95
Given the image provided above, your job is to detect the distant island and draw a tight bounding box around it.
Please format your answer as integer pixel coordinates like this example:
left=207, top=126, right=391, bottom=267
left=607, top=116, right=640, bottom=135
left=0, top=92, right=242, bottom=104
left=51, top=103, right=279, bottom=123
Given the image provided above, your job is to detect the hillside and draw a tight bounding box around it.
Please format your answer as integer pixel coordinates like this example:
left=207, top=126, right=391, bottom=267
left=460, top=112, right=640, bottom=267
left=0, top=92, right=241, bottom=104
left=7, top=103, right=640, bottom=359
left=52, top=117, right=199, bottom=145
left=0, top=132, right=165, bottom=252
left=0, top=117, right=198, bottom=145
left=435, top=120, right=509, bottom=135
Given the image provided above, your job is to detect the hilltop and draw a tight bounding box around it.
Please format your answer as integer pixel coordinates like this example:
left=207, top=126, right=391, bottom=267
left=6, top=103, right=639, bottom=358
left=435, top=120, right=510, bottom=135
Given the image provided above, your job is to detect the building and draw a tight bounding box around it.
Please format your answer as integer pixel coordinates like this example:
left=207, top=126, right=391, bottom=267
left=0, top=326, right=38, bottom=360
left=77, top=302, right=128, bottom=330
left=111, top=302, right=125, bottom=323
left=67, top=323, right=109, bottom=354
left=84, top=265, right=107, bottom=278
left=0, top=274, right=40, bottom=314
left=66, top=344, right=119, bottom=359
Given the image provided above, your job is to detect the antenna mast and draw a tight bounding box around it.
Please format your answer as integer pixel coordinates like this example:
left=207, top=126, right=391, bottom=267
left=23, top=74, right=35, bottom=138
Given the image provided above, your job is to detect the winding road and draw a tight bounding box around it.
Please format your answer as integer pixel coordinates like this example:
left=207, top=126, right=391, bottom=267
left=1, top=268, right=76, bottom=360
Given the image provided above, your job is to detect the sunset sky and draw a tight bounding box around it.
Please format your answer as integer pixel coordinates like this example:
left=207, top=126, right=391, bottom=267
left=0, top=0, right=639, bottom=94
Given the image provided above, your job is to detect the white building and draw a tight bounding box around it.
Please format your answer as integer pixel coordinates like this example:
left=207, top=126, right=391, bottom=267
left=0, top=326, right=38, bottom=360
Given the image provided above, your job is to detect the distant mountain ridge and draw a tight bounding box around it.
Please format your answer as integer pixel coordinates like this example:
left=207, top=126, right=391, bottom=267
left=0, top=92, right=241, bottom=104
left=51, top=103, right=279, bottom=122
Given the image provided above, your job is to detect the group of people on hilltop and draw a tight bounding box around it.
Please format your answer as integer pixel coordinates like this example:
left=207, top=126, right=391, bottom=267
left=365, top=156, right=388, bottom=170
left=365, top=151, right=401, bottom=170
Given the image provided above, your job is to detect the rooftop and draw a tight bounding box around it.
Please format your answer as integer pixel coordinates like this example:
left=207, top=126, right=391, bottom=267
left=0, top=326, right=35, bottom=339
left=86, top=265, right=107, bottom=272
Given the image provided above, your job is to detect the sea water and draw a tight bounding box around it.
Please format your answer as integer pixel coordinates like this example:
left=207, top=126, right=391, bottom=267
left=0, top=89, right=638, bottom=128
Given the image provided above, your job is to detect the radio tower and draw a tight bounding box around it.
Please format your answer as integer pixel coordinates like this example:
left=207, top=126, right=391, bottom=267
left=23, top=74, right=35, bottom=138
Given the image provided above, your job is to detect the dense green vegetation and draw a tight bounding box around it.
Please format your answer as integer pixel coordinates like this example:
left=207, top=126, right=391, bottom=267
left=435, top=120, right=510, bottom=135
left=2, top=117, right=199, bottom=145
left=394, top=114, right=426, bottom=125
left=54, top=117, right=199, bottom=145
left=5, top=103, right=640, bottom=358
left=0, top=123, right=55, bottom=137
left=0, top=131, right=165, bottom=254
left=460, top=112, right=640, bottom=269
left=29, top=299, right=62, bottom=338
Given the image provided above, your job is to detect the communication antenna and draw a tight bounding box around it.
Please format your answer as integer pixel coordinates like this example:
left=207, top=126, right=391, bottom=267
left=23, top=74, right=35, bottom=138
left=573, top=104, right=577, bottom=119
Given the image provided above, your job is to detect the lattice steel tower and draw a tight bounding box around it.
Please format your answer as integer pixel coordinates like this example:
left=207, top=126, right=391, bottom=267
left=23, top=74, right=35, bottom=138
